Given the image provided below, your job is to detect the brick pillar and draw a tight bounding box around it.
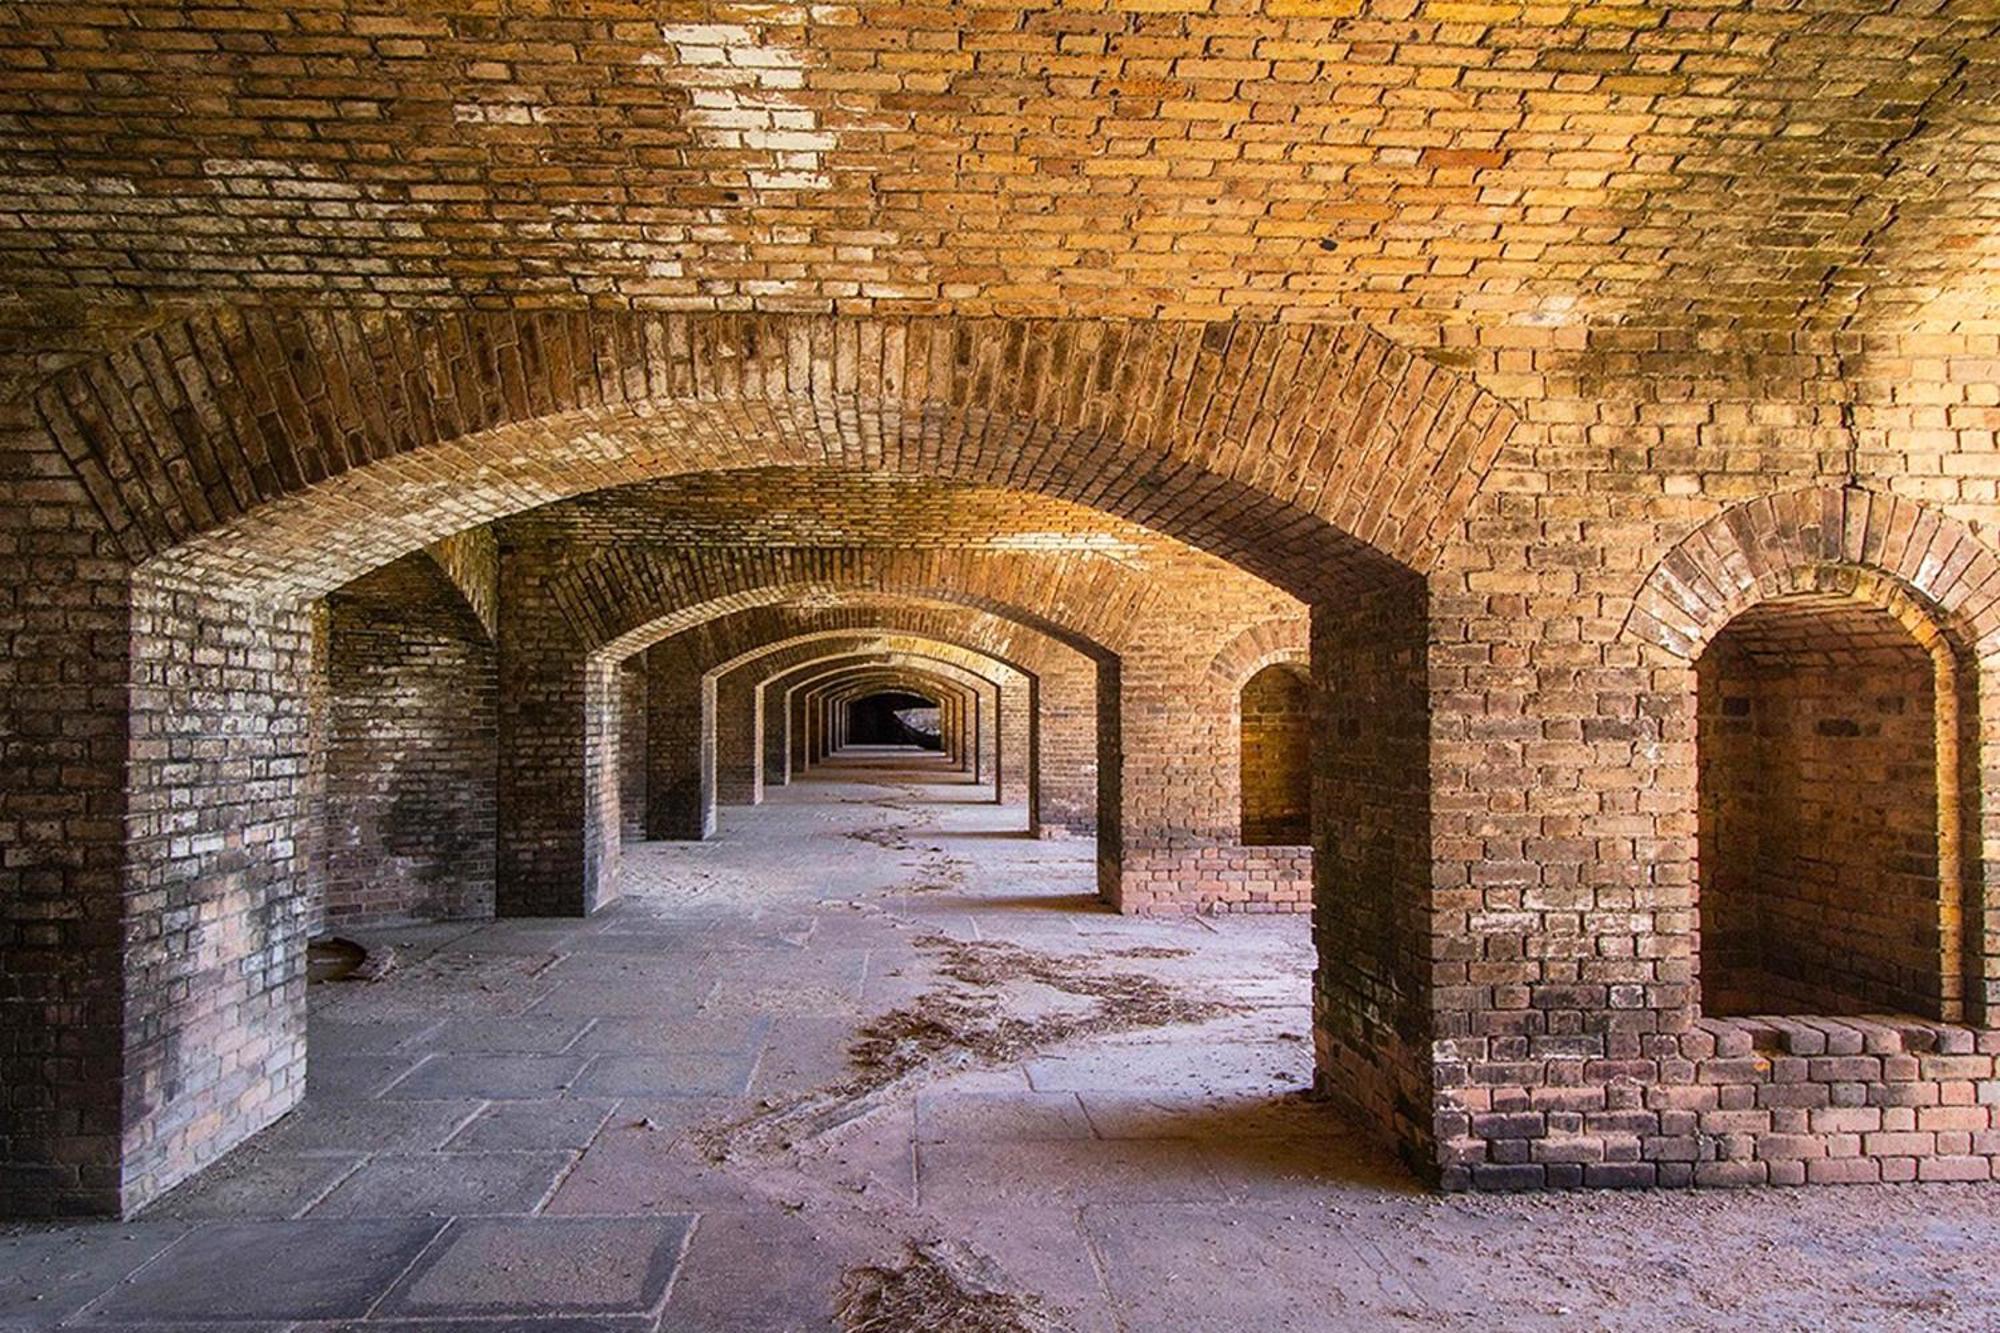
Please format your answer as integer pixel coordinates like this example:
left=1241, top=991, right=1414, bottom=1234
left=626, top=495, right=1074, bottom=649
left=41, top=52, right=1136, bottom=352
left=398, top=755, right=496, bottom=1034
left=643, top=641, right=715, bottom=839
left=617, top=662, right=647, bottom=841
left=123, top=574, right=318, bottom=1214
left=0, top=405, right=133, bottom=1218
left=763, top=675, right=792, bottom=787
left=713, top=669, right=763, bottom=807
left=999, top=676, right=1027, bottom=803
left=1036, top=665, right=1100, bottom=838
left=496, top=563, right=601, bottom=916
left=321, top=555, right=497, bottom=926
left=1309, top=585, right=1436, bottom=1180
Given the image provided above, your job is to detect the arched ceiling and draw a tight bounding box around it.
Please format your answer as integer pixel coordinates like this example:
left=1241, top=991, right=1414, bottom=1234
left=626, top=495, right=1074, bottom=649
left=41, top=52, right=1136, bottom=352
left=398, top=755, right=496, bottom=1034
left=0, top=4, right=1992, bottom=345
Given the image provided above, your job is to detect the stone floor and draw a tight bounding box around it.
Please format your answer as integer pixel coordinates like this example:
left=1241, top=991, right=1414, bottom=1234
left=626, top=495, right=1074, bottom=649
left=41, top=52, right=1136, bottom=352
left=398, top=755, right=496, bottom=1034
left=6, top=747, right=2000, bottom=1331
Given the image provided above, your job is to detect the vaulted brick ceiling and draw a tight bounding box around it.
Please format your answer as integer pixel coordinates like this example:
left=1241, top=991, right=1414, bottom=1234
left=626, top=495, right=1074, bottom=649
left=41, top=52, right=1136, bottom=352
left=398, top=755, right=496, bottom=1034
left=2, top=0, right=1994, bottom=358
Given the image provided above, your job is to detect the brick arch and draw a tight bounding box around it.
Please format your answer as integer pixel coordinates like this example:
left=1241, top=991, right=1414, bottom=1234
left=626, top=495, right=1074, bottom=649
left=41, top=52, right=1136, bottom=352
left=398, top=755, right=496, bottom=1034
left=784, top=658, right=986, bottom=770
left=39, top=311, right=1514, bottom=601
left=1621, top=486, right=2000, bottom=663
left=650, top=602, right=1080, bottom=683
left=577, top=550, right=1133, bottom=664
left=624, top=605, right=1089, bottom=842
left=1206, top=618, right=1311, bottom=688
left=747, top=639, right=1043, bottom=818
left=1620, top=484, right=2000, bottom=1027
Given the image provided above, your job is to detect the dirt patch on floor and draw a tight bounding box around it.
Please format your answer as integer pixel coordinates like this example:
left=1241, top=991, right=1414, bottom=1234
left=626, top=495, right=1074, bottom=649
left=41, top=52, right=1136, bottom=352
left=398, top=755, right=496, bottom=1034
left=699, top=935, right=1239, bottom=1157
left=846, top=826, right=916, bottom=850
left=838, top=1242, right=1070, bottom=1333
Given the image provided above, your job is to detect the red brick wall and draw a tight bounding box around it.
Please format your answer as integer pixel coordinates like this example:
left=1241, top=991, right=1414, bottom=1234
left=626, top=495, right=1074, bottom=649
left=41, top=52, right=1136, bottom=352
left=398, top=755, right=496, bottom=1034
left=320, top=553, right=497, bottom=926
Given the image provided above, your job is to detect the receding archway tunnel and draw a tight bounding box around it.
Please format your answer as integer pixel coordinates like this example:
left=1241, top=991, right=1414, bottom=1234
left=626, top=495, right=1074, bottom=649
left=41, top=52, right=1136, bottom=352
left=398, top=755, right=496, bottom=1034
left=5, top=311, right=1489, bottom=1236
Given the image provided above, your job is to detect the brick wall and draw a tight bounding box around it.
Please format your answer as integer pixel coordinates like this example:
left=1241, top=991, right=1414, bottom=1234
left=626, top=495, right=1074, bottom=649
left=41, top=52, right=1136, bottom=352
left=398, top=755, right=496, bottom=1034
left=0, top=394, right=130, bottom=1217
left=320, top=553, right=497, bottom=926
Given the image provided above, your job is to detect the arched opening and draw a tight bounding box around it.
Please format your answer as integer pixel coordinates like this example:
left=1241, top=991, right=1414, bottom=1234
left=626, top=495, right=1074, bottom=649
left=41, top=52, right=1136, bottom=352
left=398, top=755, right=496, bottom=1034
left=315, top=551, right=498, bottom=928
left=1697, top=590, right=1967, bottom=1020
left=1240, top=661, right=1312, bottom=847
left=846, top=689, right=943, bottom=749
left=2, top=310, right=1500, bottom=1218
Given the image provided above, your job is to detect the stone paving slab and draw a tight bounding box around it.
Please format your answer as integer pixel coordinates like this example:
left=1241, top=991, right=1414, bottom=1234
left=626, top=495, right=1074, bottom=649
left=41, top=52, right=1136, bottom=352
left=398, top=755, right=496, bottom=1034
left=570, top=1052, right=759, bottom=1099
left=913, top=1089, right=1095, bottom=1143
left=746, top=1017, right=867, bottom=1098
left=655, top=1209, right=860, bottom=1332
left=0, top=1225, right=190, bottom=1330
left=441, top=1100, right=617, bottom=1153
left=75, top=1220, right=446, bottom=1324
left=913, top=1205, right=1119, bottom=1333
left=253, top=1100, right=485, bottom=1157
left=143, top=1150, right=364, bottom=1221
left=525, top=983, right=717, bottom=1020
left=1080, top=1204, right=1443, bottom=1332
left=305, top=1020, right=443, bottom=1055
left=543, top=1137, right=768, bottom=1217
left=306, top=1312, right=648, bottom=1320
left=1023, top=1036, right=1311, bottom=1097
left=1073, top=1090, right=1348, bottom=1141
left=409, top=1017, right=595, bottom=1054
left=382, top=1056, right=589, bottom=1100
left=308, top=1055, right=427, bottom=1103
left=308, top=1152, right=576, bottom=1219
left=571, top=1013, right=772, bottom=1056
left=375, top=1217, right=694, bottom=1319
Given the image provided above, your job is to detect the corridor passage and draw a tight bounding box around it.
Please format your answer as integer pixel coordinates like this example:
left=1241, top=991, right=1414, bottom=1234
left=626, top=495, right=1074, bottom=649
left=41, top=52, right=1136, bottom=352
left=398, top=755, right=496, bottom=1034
left=5, top=759, right=1998, bottom=1330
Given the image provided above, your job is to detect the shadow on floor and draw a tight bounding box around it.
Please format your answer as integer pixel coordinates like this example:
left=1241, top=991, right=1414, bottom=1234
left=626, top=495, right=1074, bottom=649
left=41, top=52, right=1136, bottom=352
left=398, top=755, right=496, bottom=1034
left=910, top=891, right=1111, bottom=913
left=1150, top=1094, right=1425, bottom=1195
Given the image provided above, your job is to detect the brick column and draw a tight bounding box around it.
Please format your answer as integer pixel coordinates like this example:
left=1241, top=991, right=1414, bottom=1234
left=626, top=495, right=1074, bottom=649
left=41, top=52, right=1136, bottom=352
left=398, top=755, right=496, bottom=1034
left=496, top=563, right=602, bottom=916
left=713, top=669, right=764, bottom=806
left=1309, top=586, right=1436, bottom=1180
left=0, top=405, right=134, bottom=1218
left=123, top=574, right=319, bottom=1214
left=642, top=640, right=714, bottom=839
